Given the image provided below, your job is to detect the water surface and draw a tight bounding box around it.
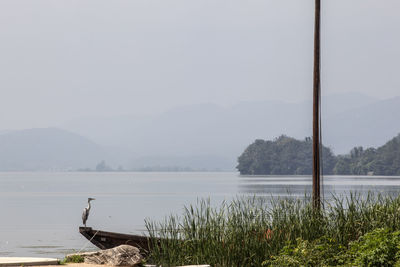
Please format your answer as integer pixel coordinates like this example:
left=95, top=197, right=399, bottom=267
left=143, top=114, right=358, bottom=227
left=1, top=172, right=400, bottom=257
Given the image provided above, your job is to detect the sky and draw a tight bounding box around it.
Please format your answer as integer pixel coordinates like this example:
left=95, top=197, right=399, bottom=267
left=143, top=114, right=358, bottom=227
left=1, top=0, right=399, bottom=130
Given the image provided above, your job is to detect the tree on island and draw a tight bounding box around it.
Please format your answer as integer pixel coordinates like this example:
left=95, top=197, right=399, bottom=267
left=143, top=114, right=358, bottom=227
left=237, top=135, right=336, bottom=175
left=95, top=160, right=113, bottom=172
left=237, top=134, right=400, bottom=176
left=334, top=134, right=400, bottom=176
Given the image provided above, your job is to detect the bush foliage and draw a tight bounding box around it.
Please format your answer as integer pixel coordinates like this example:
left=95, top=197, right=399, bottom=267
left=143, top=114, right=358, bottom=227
left=265, top=228, right=400, bottom=267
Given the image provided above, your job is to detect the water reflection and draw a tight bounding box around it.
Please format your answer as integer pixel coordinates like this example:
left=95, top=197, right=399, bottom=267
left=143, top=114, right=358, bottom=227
left=238, top=175, right=400, bottom=198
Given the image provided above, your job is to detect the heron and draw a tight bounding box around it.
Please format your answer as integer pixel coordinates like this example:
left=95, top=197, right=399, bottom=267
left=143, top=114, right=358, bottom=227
left=82, top=197, right=95, bottom=227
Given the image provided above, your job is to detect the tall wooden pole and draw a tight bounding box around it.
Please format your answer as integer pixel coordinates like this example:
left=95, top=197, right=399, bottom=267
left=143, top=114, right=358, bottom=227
left=312, top=0, right=321, bottom=210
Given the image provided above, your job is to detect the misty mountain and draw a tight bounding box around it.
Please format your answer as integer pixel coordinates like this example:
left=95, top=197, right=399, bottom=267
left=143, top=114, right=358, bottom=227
left=0, top=128, right=107, bottom=171
left=66, top=101, right=310, bottom=168
left=2, top=93, right=398, bottom=171
left=61, top=92, right=399, bottom=170
left=129, top=155, right=233, bottom=171
left=324, top=96, right=400, bottom=153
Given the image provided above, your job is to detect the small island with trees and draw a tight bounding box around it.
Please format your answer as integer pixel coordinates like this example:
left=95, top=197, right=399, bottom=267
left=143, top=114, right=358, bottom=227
left=237, top=134, right=400, bottom=176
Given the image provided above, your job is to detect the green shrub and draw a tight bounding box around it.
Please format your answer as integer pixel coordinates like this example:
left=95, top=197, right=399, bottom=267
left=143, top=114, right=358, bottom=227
left=264, top=229, right=400, bottom=267
left=348, top=228, right=400, bottom=267
left=262, top=236, right=347, bottom=267
left=60, top=254, right=84, bottom=264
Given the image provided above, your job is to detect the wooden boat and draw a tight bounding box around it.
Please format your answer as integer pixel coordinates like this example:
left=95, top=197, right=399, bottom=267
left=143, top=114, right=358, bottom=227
left=79, top=227, right=155, bottom=255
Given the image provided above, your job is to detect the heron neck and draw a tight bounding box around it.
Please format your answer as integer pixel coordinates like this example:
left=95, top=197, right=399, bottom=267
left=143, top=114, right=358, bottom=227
left=87, top=201, right=91, bottom=210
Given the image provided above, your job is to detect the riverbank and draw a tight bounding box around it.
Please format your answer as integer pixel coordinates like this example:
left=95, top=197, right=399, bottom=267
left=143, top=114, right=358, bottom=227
left=32, top=264, right=103, bottom=267
left=31, top=264, right=209, bottom=267
left=0, top=257, right=208, bottom=267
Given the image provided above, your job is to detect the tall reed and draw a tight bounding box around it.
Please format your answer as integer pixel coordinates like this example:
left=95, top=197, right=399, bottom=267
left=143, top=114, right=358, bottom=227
left=145, top=193, right=400, bottom=267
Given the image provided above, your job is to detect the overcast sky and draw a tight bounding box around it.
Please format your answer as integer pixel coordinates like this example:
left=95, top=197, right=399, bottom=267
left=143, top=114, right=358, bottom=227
left=1, top=0, right=399, bottom=130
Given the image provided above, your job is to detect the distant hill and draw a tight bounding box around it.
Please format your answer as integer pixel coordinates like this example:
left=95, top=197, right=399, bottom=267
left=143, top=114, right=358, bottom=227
left=0, top=128, right=107, bottom=171
left=62, top=92, right=400, bottom=170
left=325, top=96, right=400, bottom=153
left=2, top=93, right=399, bottom=171
left=129, top=154, right=233, bottom=171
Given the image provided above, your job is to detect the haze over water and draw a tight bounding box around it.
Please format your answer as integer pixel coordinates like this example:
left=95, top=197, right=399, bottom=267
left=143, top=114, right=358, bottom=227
left=1, top=172, right=400, bottom=258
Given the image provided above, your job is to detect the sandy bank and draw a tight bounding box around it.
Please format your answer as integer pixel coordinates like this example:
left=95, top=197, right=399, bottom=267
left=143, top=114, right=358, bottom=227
left=32, top=265, right=111, bottom=267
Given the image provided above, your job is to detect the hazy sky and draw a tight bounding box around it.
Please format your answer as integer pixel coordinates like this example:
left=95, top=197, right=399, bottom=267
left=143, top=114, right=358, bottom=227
left=1, top=0, right=399, bottom=130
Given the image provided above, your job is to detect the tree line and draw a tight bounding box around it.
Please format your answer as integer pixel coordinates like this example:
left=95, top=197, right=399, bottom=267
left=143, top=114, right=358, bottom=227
left=237, top=134, right=400, bottom=176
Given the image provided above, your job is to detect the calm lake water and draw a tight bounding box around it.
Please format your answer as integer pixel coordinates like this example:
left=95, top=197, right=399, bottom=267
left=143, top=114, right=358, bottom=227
left=1, top=172, right=400, bottom=258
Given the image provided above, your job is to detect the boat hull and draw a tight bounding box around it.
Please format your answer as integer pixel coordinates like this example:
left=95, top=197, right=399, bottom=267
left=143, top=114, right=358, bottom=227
left=79, top=227, right=152, bottom=254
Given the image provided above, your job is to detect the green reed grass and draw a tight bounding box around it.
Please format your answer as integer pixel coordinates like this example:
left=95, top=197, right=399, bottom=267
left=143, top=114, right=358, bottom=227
left=145, top=193, right=400, bottom=267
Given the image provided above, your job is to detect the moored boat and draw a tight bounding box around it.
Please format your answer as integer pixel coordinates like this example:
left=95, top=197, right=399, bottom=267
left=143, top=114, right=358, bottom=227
left=79, top=227, right=155, bottom=255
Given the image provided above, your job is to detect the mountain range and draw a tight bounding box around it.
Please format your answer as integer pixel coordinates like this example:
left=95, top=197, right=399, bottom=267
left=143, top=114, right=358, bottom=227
left=0, top=128, right=107, bottom=171
left=1, top=92, right=399, bottom=171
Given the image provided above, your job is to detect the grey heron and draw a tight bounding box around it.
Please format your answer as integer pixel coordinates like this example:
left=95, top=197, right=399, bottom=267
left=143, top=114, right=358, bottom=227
left=82, top=197, right=95, bottom=227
